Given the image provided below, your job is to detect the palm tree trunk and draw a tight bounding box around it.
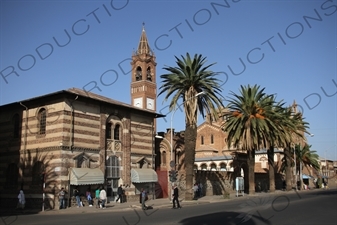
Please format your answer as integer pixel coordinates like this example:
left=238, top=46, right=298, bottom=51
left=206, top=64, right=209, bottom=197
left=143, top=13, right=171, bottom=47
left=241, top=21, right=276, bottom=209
left=268, top=146, right=275, bottom=192
left=284, top=146, right=293, bottom=191
left=247, top=149, right=255, bottom=194
left=184, top=124, right=197, bottom=200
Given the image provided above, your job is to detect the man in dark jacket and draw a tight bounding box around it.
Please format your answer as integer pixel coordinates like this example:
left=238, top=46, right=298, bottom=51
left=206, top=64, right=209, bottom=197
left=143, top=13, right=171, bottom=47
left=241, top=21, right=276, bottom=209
left=115, top=185, right=123, bottom=203
left=172, top=184, right=181, bottom=209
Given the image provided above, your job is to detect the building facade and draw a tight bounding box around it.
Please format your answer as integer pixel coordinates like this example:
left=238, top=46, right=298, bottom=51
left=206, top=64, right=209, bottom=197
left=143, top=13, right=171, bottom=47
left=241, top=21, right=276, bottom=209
left=0, top=27, right=163, bottom=209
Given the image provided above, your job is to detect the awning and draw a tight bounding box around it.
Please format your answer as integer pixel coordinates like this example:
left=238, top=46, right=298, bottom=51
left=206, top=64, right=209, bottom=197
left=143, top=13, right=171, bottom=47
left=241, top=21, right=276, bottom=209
left=131, top=168, right=158, bottom=183
left=302, top=174, right=313, bottom=179
left=69, top=168, right=104, bottom=185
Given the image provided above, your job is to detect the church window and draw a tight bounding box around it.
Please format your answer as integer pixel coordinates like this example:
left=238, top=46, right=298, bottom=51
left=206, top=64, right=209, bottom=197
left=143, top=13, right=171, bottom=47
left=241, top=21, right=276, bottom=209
left=38, top=108, right=46, bottom=135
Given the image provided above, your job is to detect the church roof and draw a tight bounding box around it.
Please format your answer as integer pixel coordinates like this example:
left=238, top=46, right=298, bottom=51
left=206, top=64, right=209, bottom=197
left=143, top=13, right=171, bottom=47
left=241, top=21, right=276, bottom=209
left=0, top=87, right=165, bottom=118
left=137, top=24, right=153, bottom=55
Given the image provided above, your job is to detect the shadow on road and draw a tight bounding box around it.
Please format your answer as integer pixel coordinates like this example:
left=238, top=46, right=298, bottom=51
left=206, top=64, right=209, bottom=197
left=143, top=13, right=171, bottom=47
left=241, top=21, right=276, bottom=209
left=306, top=189, right=337, bottom=196
left=178, top=211, right=272, bottom=225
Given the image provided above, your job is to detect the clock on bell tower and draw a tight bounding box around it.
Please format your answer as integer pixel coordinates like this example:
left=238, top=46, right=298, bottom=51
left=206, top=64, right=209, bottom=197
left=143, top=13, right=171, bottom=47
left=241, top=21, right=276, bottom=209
left=130, top=24, right=157, bottom=112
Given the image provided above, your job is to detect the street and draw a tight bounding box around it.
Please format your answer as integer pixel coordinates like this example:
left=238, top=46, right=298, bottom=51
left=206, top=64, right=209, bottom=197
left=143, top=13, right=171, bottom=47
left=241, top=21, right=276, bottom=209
left=1, top=189, right=336, bottom=225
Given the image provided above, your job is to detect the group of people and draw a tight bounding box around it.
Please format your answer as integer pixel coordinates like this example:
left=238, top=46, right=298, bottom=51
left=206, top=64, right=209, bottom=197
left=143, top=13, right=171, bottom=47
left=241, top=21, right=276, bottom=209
left=59, top=185, right=125, bottom=209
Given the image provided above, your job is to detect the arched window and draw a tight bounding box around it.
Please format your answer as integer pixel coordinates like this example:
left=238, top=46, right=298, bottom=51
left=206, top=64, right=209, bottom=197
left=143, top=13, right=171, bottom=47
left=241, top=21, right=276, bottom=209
left=13, top=114, right=20, bottom=138
left=194, top=164, right=198, bottom=171
left=106, top=122, right=112, bottom=139
left=210, top=134, right=214, bottom=144
left=38, top=108, right=46, bottom=135
left=6, top=163, right=18, bottom=188
left=210, top=163, right=217, bottom=171
left=220, top=163, right=226, bottom=171
left=114, top=124, right=120, bottom=140
left=135, top=67, right=142, bottom=81
left=201, top=164, right=207, bottom=171
left=107, top=155, right=120, bottom=178
left=201, top=136, right=204, bottom=145
left=77, top=154, right=89, bottom=168
left=146, top=67, right=152, bottom=81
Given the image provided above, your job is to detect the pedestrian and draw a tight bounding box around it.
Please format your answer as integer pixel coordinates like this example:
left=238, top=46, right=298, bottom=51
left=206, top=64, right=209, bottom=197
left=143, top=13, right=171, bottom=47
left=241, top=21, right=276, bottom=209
left=198, top=183, right=203, bottom=197
left=115, top=184, right=123, bottom=203
left=73, top=187, right=82, bottom=207
left=95, top=187, right=100, bottom=208
left=58, top=187, right=66, bottom=209
left=17, top=190, right=25, bottom=210
left=86, top=188, right=93, bottom=207
left=140, top=188, right=148, bottom=210
left=193, top=183, right=199, bottom=200
left=99, top=187, right=107, bottom=209
left=172, top=184, right=181, bottom=209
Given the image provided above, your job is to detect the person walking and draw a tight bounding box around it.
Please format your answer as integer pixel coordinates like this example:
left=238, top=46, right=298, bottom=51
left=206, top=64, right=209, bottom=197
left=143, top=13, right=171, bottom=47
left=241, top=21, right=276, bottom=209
left=172, top=185, right=181, bottom=209
left=115, top=185, right=123, bottom=203
left=99, top=187, right=107, bottom=209
left=193, top=183, right=199, bottom=200
left=17, top=190, right=25, bottom=210
left=140, top=188, right=148, bottom=210
left=73, top=187, right=82, bottom=207
left=95, top=187, right=100, bottom=208
left=58, top=187, right=66, bottom=209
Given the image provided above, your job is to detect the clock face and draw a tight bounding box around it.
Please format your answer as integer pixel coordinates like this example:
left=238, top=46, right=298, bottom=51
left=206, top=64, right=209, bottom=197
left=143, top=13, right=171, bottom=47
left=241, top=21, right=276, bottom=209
left=146, top=98, right=154, bottom=110
left=134, top=97, right=143, bottom=108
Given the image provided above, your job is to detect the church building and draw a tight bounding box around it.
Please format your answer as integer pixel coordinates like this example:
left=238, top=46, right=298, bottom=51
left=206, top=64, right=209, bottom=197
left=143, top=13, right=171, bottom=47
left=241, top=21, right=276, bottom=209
left=0, top=26, right=164, bottom=209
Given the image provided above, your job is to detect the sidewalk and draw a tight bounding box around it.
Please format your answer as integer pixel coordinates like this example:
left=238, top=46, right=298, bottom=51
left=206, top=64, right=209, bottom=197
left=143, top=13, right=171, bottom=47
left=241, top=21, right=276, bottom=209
left=38, top=189, right=310, bottom=215
left=2, top=187, right=333, bottom=216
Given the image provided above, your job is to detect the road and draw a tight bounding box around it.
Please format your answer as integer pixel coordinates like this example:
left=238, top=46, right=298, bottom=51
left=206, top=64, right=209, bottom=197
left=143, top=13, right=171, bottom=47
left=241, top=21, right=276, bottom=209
left=1, top=189, right=336, bottom=225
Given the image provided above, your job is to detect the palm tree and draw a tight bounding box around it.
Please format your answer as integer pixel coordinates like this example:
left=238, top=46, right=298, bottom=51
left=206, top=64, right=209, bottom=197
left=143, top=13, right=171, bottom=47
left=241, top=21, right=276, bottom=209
left=222, top=84, right=277, bottom=194
left=278, top=107, right=310, bottom=191
left=266, top=99, right=298, bottom=192
left=158, top=53, right=224, bottom=200
left=295, top=143, right=320, bottom=189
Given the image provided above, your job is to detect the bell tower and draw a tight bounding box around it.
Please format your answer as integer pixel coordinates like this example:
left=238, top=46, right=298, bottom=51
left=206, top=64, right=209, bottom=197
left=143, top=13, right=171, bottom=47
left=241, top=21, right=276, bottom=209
left=131, top=24, right=157, bottom=112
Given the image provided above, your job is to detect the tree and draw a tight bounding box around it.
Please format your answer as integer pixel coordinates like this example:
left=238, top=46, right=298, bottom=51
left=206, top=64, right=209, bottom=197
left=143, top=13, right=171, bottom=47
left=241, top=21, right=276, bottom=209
left=222, top=84, right=277, bottom=194
left=158, top=53, right=224, bottom=200
left=295, top=143, right=320, bottom=189
left=278, top=106, right=310, bottom=191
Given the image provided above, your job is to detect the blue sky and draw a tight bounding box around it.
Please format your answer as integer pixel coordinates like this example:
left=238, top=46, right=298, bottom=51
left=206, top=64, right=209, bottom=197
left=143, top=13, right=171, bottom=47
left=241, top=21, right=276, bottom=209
left=1, top=0, right=336, bottom=160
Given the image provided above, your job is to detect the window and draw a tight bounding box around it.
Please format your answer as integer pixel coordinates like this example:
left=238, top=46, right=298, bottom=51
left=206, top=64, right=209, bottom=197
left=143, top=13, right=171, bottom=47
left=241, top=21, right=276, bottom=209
left=106, top=122, right=112, bottom=139
left=107, top=156, right=120, bottom=178
left=114, top=124, right=120, bottom=140
left=135, top=67, right=142, bottom=81
left=162, top=151, right=166, bottom=166
left=201, top=136, right=204, bottom=145
left=211, top=134, right=214, bottom=144
left=194, top=164, right=198, bottom=171
left=220, top=163, right=226, bottom=171
left=201, top=164, right=207, bottom=171
left=13, top=114, right=20, bottom=138
left=38, top=108, right=46, bottom=135
left=146, top=67, right=152, bottom=81
left=78, top=154, right=89, bottom=168
left=210, top=163, right=217, bottom=171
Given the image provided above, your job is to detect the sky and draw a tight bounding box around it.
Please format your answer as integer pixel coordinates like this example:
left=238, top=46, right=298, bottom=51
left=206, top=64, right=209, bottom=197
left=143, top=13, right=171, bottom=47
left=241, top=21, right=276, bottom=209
left=1, top=0, right=336, bottom=160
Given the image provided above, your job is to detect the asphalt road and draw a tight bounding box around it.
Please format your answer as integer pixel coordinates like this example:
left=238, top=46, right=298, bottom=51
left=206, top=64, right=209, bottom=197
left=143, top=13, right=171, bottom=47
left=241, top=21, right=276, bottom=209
left=1, top=189, right=336, bottom=225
